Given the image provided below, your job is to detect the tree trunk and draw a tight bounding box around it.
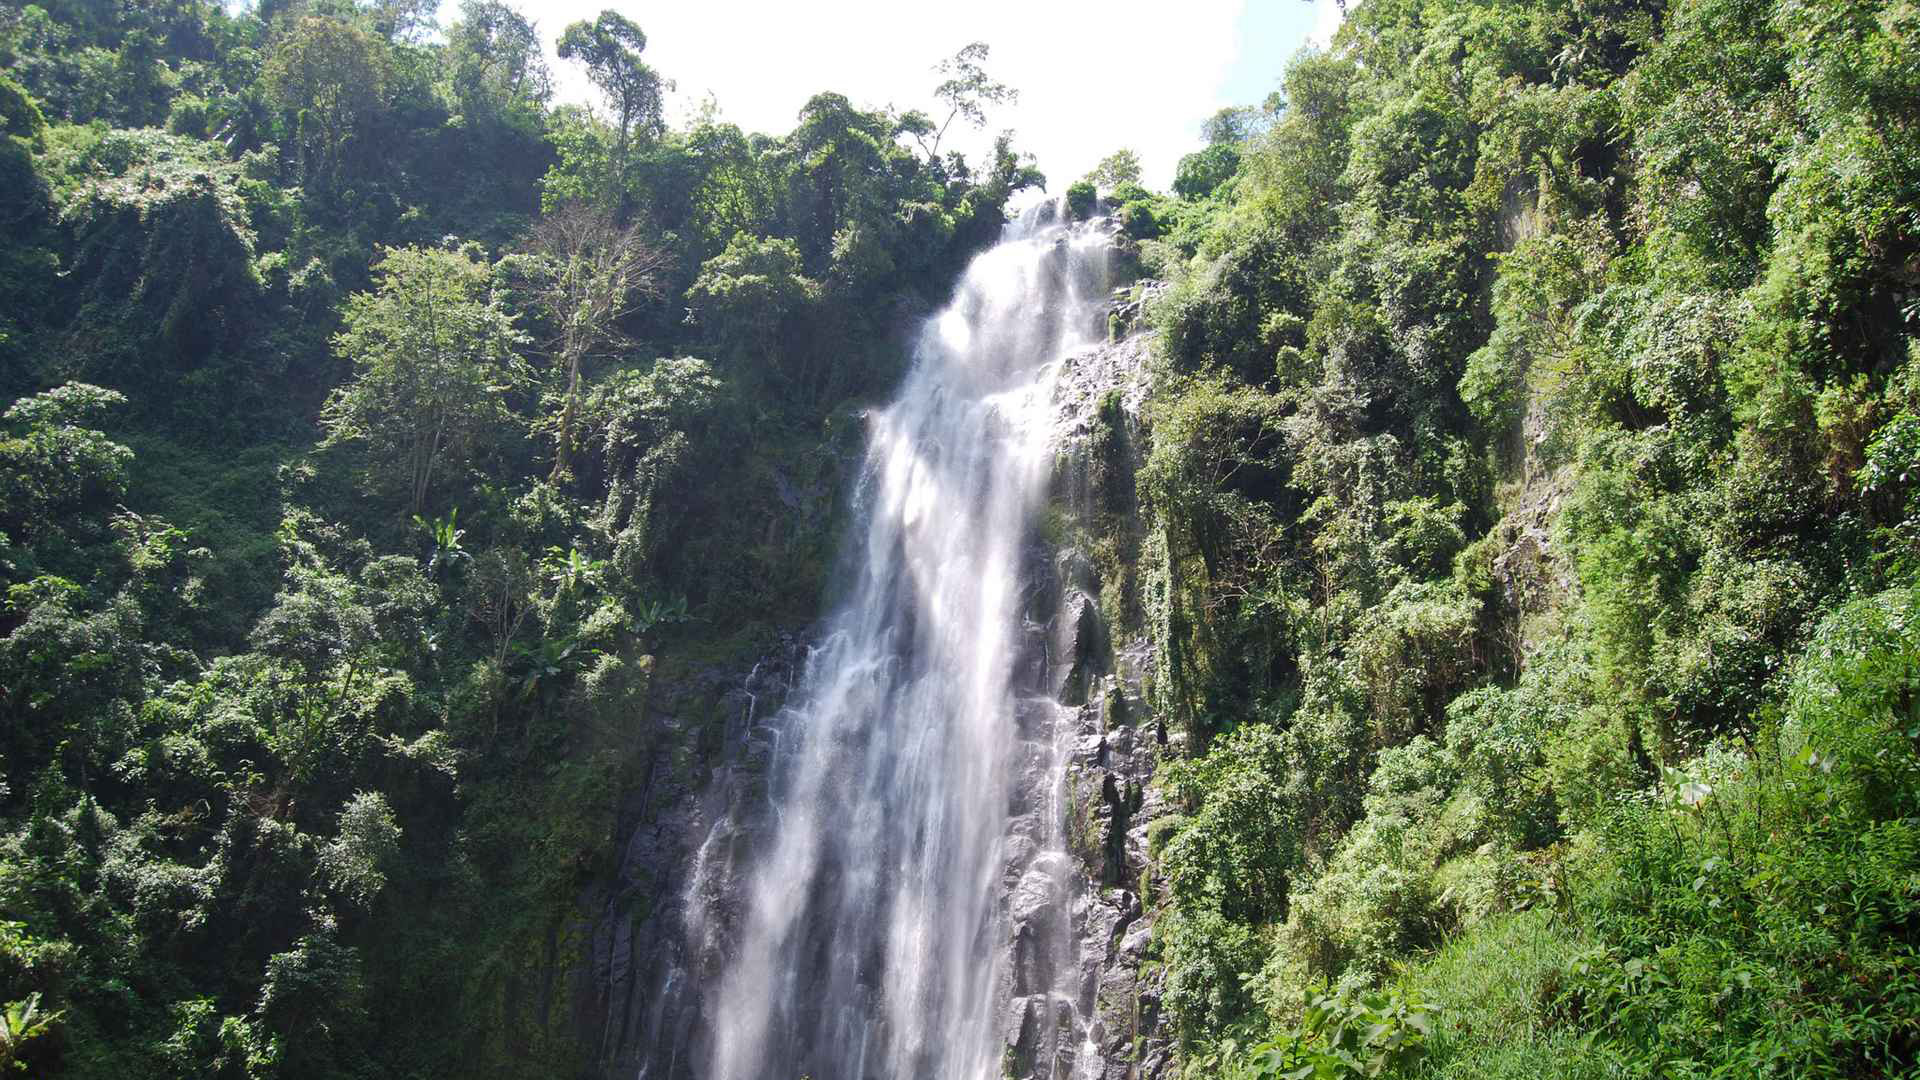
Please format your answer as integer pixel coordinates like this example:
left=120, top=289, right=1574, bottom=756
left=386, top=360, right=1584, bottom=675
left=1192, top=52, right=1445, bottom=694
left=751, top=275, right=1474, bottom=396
left=550, top=348, right=582, bottom=484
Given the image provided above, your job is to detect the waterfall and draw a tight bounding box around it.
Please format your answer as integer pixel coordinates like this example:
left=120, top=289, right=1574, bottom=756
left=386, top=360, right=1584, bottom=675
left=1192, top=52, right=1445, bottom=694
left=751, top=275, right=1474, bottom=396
left=696, top=201, right=1115, bottom=1080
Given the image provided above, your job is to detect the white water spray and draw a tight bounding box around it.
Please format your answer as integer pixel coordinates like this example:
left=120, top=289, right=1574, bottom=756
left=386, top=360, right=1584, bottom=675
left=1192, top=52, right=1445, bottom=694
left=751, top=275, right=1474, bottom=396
left=697, top=203, right=1114, bottom=1080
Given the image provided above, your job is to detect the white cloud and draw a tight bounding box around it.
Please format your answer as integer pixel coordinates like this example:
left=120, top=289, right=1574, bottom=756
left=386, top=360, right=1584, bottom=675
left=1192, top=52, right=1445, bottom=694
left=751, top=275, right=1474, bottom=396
left=494, top=0, right=1250, bottom=190
left=1307, top=0, right=1346, bottom=49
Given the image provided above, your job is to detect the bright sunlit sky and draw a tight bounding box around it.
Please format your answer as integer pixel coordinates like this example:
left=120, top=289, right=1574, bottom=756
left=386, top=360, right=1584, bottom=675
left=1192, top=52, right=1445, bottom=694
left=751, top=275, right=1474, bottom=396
left=446, top=0, right=1345, bottom=191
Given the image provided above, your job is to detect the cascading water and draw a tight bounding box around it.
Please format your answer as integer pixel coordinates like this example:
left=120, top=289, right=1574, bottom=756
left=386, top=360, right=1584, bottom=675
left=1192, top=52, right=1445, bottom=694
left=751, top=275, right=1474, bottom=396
left=695, top=201, right=1115, bottom=1080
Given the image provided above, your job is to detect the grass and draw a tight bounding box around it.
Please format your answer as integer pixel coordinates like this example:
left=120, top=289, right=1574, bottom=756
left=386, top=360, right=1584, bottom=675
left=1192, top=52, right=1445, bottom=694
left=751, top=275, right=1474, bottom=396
left=1398, top=908, right=1611, bottom=1080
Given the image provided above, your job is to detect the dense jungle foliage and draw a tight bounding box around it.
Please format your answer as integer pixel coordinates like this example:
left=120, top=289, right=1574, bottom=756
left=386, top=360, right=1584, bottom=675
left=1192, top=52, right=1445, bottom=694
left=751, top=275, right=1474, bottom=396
left=0, top=2, right=1042, bottom=1076
left=6, top=0, right=1920, bottom=1076
left=1110, top=0, right=1920, bottom=1075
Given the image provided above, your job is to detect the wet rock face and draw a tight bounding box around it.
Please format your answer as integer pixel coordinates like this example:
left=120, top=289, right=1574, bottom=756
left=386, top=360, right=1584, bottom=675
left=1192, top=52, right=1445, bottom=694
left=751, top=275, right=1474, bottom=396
left=1007, top=652, right=1174, bottom=1080
left=991, top=326, right=1176, bottom=1080
left=573, top=635, right=810, bottom=1080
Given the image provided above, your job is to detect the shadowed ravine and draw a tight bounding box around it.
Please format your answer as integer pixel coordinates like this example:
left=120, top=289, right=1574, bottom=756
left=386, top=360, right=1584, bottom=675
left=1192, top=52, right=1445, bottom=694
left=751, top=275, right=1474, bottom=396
left=683, top=202, right=1115, bottom=1080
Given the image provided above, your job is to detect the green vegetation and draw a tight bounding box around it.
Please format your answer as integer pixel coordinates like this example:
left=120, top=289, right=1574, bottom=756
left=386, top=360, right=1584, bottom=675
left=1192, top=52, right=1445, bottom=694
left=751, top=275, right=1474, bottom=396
left=5, top=0, right=1919, bottom=1074
left=0, top=3, right=1037, bottom=1077
left=1122, top=0, right=1920, bottom=1075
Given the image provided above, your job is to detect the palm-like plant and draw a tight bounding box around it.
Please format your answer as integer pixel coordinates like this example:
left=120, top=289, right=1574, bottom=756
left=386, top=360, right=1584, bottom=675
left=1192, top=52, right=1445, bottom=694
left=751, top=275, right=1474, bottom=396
left=542, top=545, right=607, bottom=596
left=512, top=634, right=591, bottom=704
left=415, top=507, right=470, bottom=580
left=634, top=594, right=690, bottom=637
left=0, top=993, right=62, bottom=1072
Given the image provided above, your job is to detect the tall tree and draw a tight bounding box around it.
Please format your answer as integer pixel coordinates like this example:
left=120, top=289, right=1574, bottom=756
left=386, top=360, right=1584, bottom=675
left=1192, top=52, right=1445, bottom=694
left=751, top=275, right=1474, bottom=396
left=785, top=92, right=897, bottom=271
left=684, top=121, right=775, bottom=258
left=556, top=10, right=664, bottom=212
left=529, top=204, right=668, bottom=483
left=445, top=0, right=551, bottom=127
left=1200, top=105, right=1270, bottom=145
left=363, top=0, right=439, bottom=42
left=917, top=40, right=1017, bottom=161
left=1088, top=147, right=1143, bottom=192
left=260, top=16, right=390, bottom=193
left=320, top=246, right=528, bottom=516
left=1174, top=143, right=1241, bottom=199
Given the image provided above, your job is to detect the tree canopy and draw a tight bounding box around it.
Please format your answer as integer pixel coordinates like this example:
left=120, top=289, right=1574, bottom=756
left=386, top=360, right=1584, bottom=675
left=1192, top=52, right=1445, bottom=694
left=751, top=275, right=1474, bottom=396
left=0, top=6, right=1046, bottom=1075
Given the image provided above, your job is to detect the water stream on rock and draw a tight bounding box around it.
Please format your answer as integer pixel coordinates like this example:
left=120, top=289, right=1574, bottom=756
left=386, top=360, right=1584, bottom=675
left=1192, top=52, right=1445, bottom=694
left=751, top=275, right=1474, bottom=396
left=695, top=201, right=1114, bottom=1080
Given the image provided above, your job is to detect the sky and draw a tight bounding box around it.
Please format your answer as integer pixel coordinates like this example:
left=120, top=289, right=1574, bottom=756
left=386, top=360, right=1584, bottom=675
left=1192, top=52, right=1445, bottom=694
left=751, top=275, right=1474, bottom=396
left=464, top=0, right=1344, bottom=191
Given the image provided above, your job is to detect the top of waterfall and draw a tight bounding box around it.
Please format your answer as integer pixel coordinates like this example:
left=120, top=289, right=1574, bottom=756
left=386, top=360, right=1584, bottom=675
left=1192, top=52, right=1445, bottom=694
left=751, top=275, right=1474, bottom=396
left=1004, top=195, right=1113, bottom=243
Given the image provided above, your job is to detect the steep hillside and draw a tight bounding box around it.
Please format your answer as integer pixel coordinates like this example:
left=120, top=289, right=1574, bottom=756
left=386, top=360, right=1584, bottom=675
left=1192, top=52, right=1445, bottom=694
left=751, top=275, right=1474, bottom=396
left=1099, top=0, right=1920, bottom=1075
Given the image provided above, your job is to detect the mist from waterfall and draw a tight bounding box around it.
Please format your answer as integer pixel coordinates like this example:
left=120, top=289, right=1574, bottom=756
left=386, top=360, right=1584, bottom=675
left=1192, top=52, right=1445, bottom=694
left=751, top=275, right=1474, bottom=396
left=695, top=202, right=1114, bottom=1080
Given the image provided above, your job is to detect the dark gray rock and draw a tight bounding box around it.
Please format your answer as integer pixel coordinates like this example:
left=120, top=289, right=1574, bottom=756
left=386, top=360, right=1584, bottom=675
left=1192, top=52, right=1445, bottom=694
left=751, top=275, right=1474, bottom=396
left=570, top=328, right=1181, bottom=1080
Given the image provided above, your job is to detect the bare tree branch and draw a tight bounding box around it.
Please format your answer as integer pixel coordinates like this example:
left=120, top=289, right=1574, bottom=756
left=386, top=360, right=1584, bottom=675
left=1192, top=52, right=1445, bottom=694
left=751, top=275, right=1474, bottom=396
left=528, top=204, right=672, bottom=483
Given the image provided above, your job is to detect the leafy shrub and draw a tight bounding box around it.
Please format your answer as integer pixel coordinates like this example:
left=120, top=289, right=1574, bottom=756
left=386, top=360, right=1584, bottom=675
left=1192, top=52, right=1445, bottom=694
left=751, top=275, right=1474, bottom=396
left=1188, top=986, right=1436, bottom=1080
left=318, top=792, right=401, bottom=910
left=1065, top=178, right=1096, bottom=220
left=1174, top=144, right=1241, bottom=200
left=1549, top=587, right=1920, bottom=1076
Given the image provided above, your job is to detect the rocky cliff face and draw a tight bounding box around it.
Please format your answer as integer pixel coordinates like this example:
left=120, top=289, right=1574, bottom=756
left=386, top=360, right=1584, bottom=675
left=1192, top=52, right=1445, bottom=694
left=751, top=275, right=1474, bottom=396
left=573, top=299, right=1178, bottom=1080
left=1007, top=325, right=1176, bottom=1080
left=569, top=633, right=809, bottom=1078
